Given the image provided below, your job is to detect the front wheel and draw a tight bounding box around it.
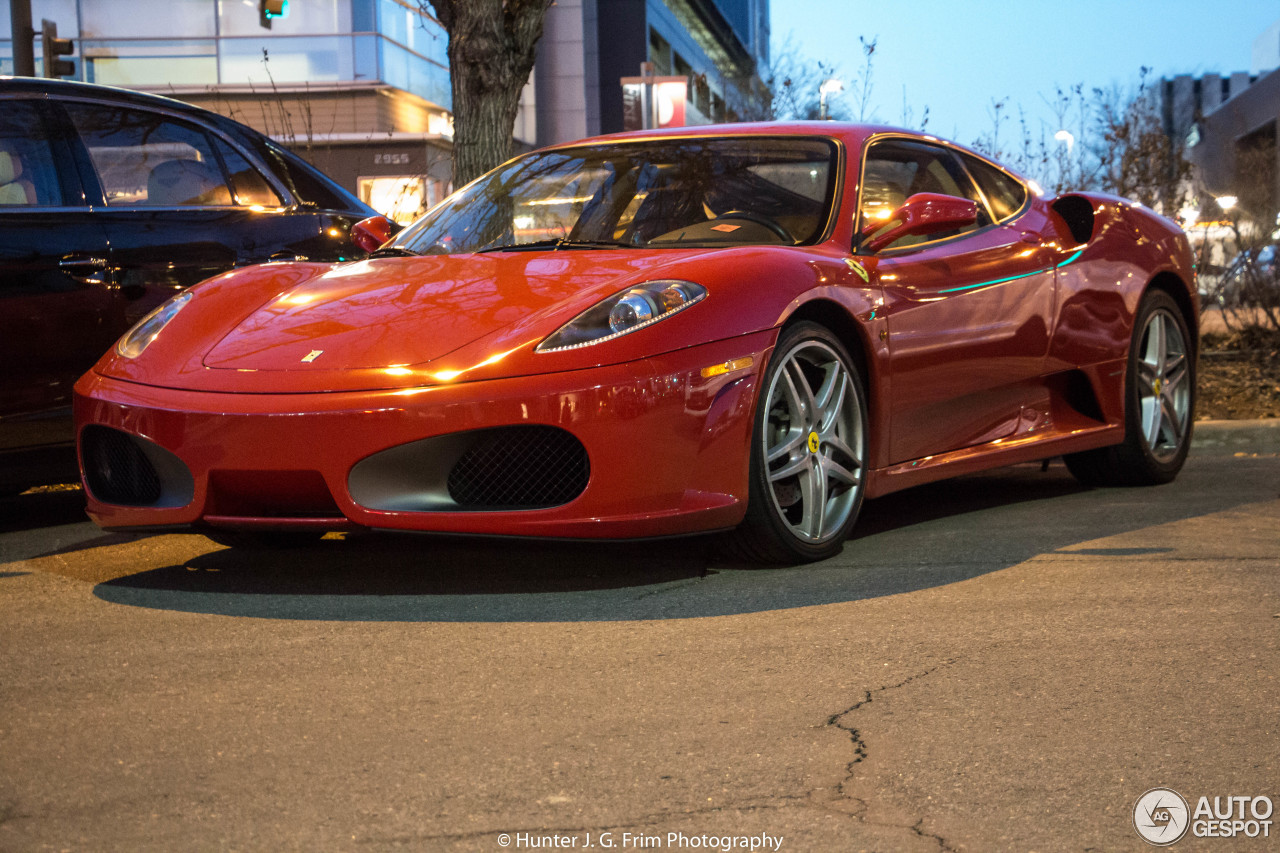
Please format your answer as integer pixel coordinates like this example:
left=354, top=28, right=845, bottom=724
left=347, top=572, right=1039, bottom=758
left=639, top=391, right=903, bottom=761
left=1065, top=289, right=1194, bottom=486
left=727, top=322, right=869, bottom=563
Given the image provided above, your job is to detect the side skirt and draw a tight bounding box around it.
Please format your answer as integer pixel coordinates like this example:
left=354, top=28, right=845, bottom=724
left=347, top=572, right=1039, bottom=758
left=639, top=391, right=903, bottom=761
left=865, top=422, right=1123, bottom=499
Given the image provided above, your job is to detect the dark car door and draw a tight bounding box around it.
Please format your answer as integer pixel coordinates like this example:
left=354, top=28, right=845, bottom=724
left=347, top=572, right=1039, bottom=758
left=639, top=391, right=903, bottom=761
left=57, top=101, right=370, bottom=321
left=57, top=100, right=264, bottom=320
left=0, top=98, right=120, bottom=466
left=859, top=139, right=1055, bottom=463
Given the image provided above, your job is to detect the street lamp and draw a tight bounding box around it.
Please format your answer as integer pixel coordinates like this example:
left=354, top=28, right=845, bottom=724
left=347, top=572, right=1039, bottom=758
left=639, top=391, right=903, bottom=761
left=818, top=78, right=843, bottom=120
left=1053, top=129, right=1075, bottom=153
left=1216, top=195, right=1238, bottom=212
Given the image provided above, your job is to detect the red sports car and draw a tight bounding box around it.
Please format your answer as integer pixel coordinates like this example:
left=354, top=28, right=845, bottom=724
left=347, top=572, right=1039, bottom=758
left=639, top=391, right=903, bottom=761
left=75, top=123, right=1197, bottom=563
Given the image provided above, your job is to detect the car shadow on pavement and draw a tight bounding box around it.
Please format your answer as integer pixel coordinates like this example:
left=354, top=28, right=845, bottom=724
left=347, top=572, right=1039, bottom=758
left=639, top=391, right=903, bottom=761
left=87, top=457, right=1278, bottom=622
left=0, top=487, right=90, bottom=533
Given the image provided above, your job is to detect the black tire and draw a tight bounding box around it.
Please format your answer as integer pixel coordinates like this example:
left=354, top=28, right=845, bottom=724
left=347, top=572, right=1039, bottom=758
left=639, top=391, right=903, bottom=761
left=727, top=322, right=870, bottom=563
left=1064, top=289, right=1194, bottom=486
left=203, top=529, right=326, bottom=549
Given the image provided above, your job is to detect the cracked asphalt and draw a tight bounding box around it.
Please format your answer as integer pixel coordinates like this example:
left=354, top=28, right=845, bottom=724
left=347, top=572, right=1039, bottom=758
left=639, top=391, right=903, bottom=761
left=1, top=424, right=1277, bottom=852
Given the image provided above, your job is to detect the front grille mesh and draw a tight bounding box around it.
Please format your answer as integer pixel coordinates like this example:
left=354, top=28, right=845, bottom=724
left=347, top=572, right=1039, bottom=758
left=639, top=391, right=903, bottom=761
left=447, top=426, right=588, bottom=509
left=81, top=425, right=162, bottom=506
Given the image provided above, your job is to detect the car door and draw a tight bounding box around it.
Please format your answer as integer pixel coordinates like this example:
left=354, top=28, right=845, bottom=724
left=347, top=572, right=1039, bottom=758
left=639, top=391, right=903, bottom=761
left=55, top=100, right=260, bottom=321
left=859, top=139, right=1055, bottom=463
left=0, top=98, right=120, bottom=457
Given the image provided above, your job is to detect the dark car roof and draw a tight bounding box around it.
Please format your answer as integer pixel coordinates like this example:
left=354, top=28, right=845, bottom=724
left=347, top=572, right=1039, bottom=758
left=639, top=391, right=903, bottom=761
left=0, top=76, right=374, bottom=216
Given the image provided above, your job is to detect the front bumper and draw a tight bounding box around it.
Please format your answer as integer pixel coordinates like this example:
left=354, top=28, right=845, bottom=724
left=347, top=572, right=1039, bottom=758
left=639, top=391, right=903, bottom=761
left=74, top=333, right=772, bottom=539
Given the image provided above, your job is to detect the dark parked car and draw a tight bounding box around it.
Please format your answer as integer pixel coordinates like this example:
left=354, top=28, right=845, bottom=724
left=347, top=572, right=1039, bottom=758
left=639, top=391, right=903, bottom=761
left=0, top=78, right=383, bottom=493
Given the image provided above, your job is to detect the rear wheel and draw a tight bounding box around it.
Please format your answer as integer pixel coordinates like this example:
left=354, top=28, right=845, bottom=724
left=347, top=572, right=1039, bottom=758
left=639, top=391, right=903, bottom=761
left=1064, top=289, right=1194, bottom=486
left=728, top=322, right=869, bottom=563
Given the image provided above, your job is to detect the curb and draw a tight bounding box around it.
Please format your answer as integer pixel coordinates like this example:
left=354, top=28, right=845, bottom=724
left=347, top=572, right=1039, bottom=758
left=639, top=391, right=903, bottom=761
left=1192, top=419, right=1280, bottom=454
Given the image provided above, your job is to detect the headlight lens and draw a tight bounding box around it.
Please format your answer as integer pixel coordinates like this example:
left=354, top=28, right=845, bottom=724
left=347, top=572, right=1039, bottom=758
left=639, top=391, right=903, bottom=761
left=538, top=280, right=705, bottom=352
left=116, top=291, right=192, bottom=359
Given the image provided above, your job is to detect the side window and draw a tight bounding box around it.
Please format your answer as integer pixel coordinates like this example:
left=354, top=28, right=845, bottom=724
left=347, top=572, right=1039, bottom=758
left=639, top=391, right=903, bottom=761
left=266, top=144, right=352, bottom=210
left=211, top=136, right=283, bottom=207
left=962, top=154, right=1028, bottom=222
left=0, top=101, right=65, bottom=206
left=63, top=103, right=233, bottom=207
left=859, top=140, right=990, bottom=249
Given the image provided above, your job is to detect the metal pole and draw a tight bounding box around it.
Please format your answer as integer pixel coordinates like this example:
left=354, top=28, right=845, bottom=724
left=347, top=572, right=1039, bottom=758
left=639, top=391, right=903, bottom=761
left=9, top=0, right=36, bottom=77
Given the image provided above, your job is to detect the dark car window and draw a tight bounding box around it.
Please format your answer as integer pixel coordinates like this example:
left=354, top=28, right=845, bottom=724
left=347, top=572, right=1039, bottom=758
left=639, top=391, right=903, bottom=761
left=63, top=103, right=233, bottom=207
left=961, top=153, right=1028, bottom=222
left=211, top=136, right=283, bottom=207
left=0, top=101, right=65, bottom=206
left=266, top=143, right=354, bottom=210
left=859, top=139, right=990, bottom=250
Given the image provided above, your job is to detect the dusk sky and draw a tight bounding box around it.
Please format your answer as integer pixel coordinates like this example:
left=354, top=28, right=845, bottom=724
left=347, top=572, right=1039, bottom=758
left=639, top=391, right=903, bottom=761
left=770, top=0, right=1280, bottom=150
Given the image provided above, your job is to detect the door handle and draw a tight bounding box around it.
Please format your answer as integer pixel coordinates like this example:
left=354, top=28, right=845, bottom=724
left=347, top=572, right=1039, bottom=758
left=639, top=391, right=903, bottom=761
left=59, top=255, right=116, bottom=288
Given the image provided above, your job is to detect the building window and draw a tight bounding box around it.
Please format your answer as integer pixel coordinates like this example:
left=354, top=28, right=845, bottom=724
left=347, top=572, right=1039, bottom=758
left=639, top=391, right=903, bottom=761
left=359, top=175, right=431, bottom=224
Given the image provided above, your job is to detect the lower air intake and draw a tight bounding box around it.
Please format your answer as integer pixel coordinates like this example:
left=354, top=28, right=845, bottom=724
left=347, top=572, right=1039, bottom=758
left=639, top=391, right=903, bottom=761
left=81, top=425, right=162, bottom=506
left=447, top=426, right=589, bottom=509
left=80, top=425, right=194, bottom=508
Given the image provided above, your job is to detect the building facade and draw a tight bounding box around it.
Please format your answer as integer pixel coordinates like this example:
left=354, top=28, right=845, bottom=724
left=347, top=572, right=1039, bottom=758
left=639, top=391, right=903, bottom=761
left=532, top=0, right=770, bottom=147
left=2, top=0, right=474, bottom=222
left=4, top=0, right=768, bottom=219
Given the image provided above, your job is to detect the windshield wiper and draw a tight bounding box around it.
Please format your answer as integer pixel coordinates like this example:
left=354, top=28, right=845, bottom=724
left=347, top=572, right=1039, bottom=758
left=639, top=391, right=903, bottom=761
left=368, top=246, right=420, bottom=258
left=477, top=238, right=631, bottom=253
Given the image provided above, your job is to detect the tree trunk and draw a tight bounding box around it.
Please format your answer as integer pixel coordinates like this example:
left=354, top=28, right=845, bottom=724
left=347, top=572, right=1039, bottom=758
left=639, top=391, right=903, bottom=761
left=426, top=0, right=553, bottom=187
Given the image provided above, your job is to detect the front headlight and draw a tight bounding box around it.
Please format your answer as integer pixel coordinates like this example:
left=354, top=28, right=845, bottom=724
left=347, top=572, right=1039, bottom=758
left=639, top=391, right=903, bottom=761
left=116, top=291, right=192, bottom=359
left=537, top=280, right=705, bottom=352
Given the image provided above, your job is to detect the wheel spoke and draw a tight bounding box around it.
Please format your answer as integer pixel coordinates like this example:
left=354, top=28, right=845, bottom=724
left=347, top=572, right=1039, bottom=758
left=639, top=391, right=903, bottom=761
left=784, top=358, right=818, bottom=427
left=823, top=433, right=861, bottom=468
left=1143, top=394, right=1163, bottom=449
left=814, top=363, right=847, bottom=432
left=1163, top=354, right=1188, bottom=395
left=768, top=453, right=809, bottom=483
left=1159, top=394, right=1184, bottom=448
left=766, top=429, right=806, bottom=465
left=822, top=454, right=861, bottom=487
left=797, top=458, right=825, bottom=538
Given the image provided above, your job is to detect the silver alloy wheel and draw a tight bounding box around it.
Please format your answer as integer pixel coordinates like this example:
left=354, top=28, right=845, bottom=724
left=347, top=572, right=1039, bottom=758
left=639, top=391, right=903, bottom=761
left=1136, top=307, right=1191, bottom=463
left=762, top=339, right=865, bottom=543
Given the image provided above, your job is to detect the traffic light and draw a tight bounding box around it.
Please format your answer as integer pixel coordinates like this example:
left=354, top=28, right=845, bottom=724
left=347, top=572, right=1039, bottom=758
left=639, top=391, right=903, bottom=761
left=41, top=19, right=74, bottom=79
left=259, top=0, right=289, bottom=29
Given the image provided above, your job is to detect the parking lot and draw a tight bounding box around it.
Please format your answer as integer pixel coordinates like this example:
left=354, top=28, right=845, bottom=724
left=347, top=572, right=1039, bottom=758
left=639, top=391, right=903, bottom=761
left=2, top=423, right=1277, bottom=852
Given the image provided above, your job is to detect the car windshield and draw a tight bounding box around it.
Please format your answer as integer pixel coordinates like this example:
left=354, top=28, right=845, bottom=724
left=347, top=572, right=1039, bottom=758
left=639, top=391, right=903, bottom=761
left=392, top=136, right=839, bottom=254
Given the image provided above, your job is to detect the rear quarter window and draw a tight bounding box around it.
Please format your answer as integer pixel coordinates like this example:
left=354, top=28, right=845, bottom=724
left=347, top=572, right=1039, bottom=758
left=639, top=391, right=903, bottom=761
left=963, top=154, right=1027, bottom=221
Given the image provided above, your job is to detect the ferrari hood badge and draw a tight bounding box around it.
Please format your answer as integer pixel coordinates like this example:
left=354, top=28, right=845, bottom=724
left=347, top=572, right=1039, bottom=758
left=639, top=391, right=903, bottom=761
left=301, top=349, right=324, bottom=363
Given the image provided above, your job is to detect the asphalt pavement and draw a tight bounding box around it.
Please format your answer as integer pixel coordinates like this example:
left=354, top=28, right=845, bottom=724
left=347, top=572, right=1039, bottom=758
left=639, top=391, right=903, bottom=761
left=1, top=420, right=1277, bottom=852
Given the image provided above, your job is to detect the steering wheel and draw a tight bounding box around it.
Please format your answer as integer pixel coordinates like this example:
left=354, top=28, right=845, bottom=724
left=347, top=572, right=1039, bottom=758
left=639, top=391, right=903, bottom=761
left=717, top=210, right=792, bottom=242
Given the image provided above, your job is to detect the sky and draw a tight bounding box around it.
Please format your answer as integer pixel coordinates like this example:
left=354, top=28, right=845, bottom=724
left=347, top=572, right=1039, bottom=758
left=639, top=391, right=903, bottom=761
left=770, top=0, right=1280, bottom=149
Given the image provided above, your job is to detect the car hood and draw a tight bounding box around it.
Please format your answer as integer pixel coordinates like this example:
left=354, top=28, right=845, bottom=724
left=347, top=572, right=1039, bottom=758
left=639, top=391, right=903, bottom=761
left=201, top=253, right=617, bottom=371
left=99, top=248, right=773, bottom=394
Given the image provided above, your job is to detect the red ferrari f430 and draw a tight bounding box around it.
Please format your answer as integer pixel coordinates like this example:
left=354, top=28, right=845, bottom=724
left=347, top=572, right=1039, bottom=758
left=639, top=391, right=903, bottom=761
left=75, top=123, right=1197, bottom=562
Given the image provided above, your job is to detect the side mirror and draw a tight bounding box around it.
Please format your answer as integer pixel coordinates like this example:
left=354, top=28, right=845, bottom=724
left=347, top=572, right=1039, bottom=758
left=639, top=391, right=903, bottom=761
left=352, top=215, right=395, bottom=254
left=860, top=193, right=978, bottom=253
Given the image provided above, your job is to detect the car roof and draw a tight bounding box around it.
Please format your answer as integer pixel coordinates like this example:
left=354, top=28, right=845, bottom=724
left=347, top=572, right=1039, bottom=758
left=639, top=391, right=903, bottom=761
left=0, top=76, right=260, bottom=139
